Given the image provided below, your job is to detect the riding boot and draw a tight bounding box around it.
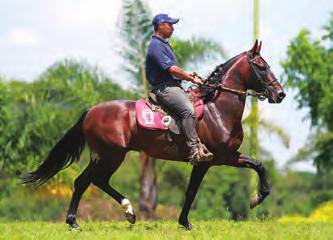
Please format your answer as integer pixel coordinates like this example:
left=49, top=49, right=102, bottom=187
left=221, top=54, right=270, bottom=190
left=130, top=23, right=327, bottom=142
left=181, top=117, right=214, bottom=164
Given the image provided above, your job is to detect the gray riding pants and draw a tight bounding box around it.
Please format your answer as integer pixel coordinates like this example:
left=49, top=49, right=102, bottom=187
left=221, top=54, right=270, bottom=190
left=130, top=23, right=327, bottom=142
left=152, top=83, right=195, bottom=119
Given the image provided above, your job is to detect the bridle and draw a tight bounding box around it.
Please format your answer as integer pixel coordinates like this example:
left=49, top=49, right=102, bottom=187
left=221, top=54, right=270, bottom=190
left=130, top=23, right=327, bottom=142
left=202, top=51, right=278, bottom=101
left=246, top=51, right=279, bottom=96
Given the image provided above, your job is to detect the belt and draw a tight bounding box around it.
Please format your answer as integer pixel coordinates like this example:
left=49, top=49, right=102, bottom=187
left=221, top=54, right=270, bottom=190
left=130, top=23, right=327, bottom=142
left=152, top=81, right=181, bottom=93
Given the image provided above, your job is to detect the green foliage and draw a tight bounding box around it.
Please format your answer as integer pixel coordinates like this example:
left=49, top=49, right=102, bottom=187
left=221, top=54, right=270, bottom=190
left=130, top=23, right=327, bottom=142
left=0, top=186, right=67, bottom=221
left=282, top=29, right=330, bottom=126
left=156, top=161, right=252, bottom=220
left=36, top=59, right=138, bottom=107
left=241, top=117, right=290, bottom=161
left=0, top=59, right=142, bottom=220
left=157, top=161, right=191, bottom=206
left=0, top=59, right=138, bottom=179
left=194, top=167, right=250, bottom=220
left=282, top=13, right=333, bottom=172
left=170, top=38, right=225, bottom=68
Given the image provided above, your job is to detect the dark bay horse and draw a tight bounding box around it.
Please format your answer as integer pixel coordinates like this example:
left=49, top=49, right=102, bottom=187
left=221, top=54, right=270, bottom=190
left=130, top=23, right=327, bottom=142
left=22, top=40, right=285, bottom=230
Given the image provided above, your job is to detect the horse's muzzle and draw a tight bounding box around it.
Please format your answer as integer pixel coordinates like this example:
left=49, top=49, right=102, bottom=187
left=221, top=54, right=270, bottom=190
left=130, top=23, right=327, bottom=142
left=277, top=91, right=286, bottom=103
left=268, top=90, right=286, bottom=103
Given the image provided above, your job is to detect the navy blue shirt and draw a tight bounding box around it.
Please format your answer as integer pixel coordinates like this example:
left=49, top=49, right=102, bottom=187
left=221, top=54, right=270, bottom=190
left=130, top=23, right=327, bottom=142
left=145, top=35, right=180, bottom=86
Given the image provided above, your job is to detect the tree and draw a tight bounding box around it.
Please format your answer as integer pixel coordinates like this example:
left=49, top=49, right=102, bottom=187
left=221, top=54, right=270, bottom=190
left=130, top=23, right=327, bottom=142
left=282, top=13, right=333, bottom=173
left=0, top=60, right=138, bottom=180
left=0, top=78, right=17, bottom=174
left=118, top=0, right=225, bottom=217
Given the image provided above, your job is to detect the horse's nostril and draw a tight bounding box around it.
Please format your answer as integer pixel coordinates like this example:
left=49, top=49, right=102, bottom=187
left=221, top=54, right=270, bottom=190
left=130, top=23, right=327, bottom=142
left=278, top=92, right=286, bottom=99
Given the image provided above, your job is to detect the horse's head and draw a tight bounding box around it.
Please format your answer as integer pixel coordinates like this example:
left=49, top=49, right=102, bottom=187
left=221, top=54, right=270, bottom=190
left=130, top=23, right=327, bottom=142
left=246, top=40, right=286, bottom=103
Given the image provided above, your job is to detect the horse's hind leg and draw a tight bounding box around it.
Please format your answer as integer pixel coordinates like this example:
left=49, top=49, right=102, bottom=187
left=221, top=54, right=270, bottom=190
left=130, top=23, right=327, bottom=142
left=66, top=164, right=93, bottom=230
left=91, top=150, right=136, bottom=224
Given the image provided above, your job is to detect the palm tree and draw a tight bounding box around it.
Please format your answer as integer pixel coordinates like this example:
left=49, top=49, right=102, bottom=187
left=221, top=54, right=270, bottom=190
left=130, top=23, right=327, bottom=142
left=118, top=0, right=225, bottom=217
left=0, top=60, right=137, bottom=182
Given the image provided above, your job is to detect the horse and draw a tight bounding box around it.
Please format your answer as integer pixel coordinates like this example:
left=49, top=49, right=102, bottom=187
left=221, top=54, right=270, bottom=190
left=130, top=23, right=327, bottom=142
left=21, top=40, right=286, bottom=230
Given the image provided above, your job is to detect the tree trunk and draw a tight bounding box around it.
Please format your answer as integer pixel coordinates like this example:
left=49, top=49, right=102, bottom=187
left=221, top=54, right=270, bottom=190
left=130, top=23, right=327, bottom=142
left=139, top=151, right=157, bottom=219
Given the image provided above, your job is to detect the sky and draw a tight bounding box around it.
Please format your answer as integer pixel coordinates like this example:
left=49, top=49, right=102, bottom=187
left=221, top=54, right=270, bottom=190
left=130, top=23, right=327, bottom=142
left=1, top=0, right=332, bottom=171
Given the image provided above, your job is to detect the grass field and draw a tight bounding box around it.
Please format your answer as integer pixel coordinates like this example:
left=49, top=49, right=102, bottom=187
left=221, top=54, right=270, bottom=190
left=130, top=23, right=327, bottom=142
left=0, top=220, right=332, bottom=240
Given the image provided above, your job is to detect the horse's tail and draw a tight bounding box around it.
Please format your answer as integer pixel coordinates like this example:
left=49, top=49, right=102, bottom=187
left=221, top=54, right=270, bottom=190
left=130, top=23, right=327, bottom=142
left=21, top=110, right=88, bottom=186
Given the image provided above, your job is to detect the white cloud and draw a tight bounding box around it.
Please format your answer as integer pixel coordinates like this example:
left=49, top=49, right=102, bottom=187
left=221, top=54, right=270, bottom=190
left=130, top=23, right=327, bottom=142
left=0, top=28, right=43, bottom=47
left=41, top=0, right=122, bottom=31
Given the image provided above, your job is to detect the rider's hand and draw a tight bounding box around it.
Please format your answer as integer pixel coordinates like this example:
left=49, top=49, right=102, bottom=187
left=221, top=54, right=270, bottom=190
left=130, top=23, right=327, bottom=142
left=189, top=72, right=204, bottom=85
left=190, top=76, right=204, bottom=85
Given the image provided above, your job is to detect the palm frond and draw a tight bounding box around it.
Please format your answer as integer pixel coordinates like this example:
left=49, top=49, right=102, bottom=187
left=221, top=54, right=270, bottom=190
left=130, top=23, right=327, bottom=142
left=170, top=38, right=226, bottom=68
left=258, top=119, right=290, bottom=148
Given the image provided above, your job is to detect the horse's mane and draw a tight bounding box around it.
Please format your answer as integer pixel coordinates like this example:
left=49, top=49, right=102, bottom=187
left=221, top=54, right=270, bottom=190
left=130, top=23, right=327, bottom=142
left=199, top=53, right=244, bottom=103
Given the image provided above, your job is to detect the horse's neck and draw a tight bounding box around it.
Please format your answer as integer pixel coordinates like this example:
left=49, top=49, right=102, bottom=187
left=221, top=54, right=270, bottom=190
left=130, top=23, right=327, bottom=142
left=205, top=55, right=248, bottom=128
left=222, top=54, right=248, bottom=92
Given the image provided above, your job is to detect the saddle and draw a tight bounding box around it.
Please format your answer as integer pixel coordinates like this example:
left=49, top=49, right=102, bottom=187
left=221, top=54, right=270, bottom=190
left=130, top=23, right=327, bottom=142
left=135, top=87, right=204, bottom=135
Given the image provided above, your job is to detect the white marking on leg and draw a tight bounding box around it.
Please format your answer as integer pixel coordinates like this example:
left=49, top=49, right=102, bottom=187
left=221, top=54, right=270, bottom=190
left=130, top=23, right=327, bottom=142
left=121, top=198, right=134, bottom=215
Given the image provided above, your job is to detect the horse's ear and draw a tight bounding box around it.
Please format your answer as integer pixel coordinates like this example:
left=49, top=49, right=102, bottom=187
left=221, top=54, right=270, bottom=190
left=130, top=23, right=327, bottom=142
left=251, top=39, right=259, bottom=55
left=257, top=41, right=262, bottom=53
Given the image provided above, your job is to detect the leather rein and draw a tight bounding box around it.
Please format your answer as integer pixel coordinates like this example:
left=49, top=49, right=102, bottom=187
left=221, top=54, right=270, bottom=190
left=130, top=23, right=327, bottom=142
left=201, top=51, right=277, bottom=101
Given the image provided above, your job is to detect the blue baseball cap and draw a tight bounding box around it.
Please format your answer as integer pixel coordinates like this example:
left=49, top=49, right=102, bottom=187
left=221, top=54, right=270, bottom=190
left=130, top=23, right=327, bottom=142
left=152, top=14, right=179, bottom=27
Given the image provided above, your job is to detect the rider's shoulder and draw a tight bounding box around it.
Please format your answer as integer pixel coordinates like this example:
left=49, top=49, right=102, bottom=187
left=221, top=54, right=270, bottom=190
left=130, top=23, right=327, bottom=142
left=148, top=38, right=168, bottom=52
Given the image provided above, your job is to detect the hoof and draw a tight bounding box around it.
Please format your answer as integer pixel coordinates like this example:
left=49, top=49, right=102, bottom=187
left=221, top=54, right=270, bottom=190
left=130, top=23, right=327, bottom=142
left=250, top=194, right=260, bottom=209
left=66, top=216, right=82, bottom=231
left=69, top=222, right=82, bottom=231
left=179, top=220, right=192, bottom=230
left=125, top=211, right=136, bottom=224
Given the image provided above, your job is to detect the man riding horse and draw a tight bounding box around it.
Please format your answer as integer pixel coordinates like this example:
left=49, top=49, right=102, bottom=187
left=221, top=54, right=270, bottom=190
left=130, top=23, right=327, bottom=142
left=22, top=13, right=286, bottom=230
left=145, top=13, right=213, bottom=164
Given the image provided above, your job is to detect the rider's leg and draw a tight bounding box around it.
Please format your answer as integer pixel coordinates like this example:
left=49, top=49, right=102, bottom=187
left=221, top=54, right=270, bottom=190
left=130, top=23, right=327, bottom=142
left=154, top=84, right=213, bottom=163
left=181, top=116, right=204, bottom=162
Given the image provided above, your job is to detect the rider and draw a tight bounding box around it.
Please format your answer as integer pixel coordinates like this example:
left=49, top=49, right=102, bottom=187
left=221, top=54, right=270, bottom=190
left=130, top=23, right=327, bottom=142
left=145, top=13, right=213, bottom=164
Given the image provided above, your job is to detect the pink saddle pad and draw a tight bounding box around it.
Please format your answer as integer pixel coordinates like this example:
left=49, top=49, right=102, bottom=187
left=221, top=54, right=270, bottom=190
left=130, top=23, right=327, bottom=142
left=135, top=88, right=204, bottom=130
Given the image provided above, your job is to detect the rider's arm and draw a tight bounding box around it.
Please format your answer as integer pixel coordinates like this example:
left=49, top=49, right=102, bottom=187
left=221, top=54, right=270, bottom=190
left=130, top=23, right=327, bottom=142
left=168, top=66, right=203, bottom=85
left=148, top=43, right=203, bottom=85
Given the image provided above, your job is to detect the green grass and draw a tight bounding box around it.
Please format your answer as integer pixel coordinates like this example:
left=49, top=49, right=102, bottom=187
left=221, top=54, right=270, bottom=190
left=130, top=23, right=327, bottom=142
left=0, top=220, right=332, bottom=240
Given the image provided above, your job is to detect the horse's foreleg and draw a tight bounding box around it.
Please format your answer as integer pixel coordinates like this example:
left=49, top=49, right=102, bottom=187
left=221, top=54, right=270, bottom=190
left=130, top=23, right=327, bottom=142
left=178, top=164, right=209, bottom=230
left=66, top=164, right=93, bottom=230
left=238, top=154, right=270, bottom=209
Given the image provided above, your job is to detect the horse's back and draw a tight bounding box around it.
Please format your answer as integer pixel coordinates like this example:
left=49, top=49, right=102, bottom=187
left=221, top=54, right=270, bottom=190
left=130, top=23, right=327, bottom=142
left=83, top=100, right=137, bottom=149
